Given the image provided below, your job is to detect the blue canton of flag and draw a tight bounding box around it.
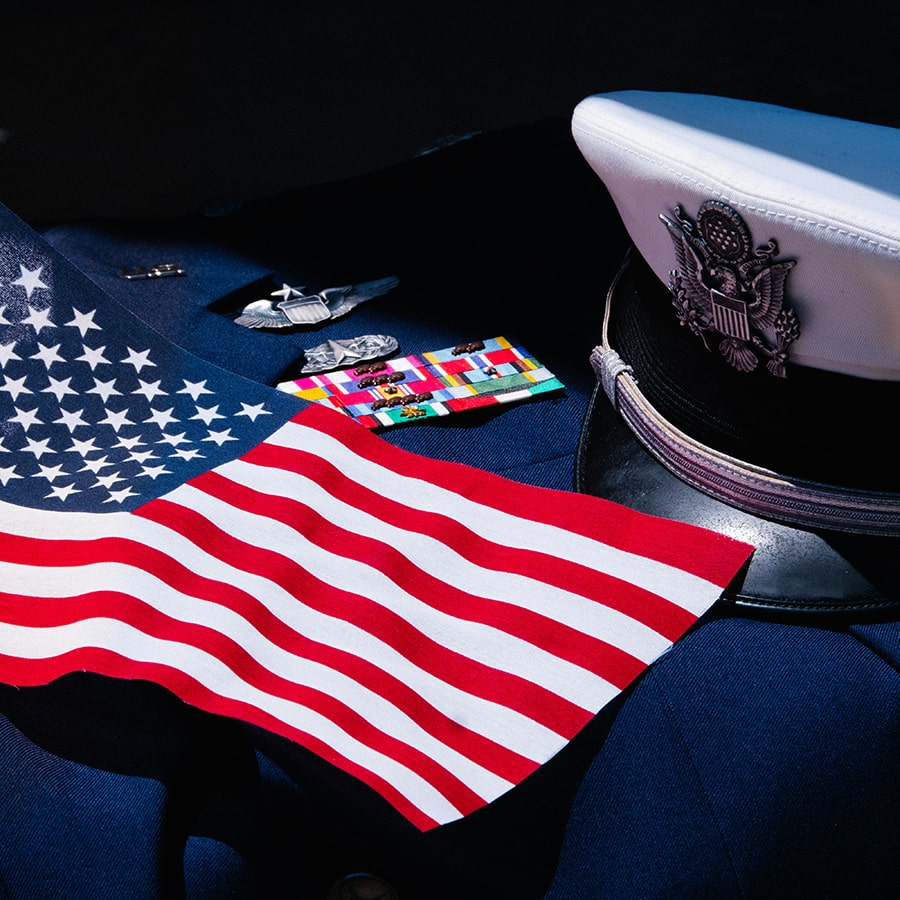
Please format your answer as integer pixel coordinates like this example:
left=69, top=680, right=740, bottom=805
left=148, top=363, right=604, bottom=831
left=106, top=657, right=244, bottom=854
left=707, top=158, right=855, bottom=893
left=0, top=212, right=305, bottom=512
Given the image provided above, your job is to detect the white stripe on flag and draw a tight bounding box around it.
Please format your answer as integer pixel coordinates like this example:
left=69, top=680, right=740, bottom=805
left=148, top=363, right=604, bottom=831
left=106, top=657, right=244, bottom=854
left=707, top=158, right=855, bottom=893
left=0, top=499, right=572, bottom=758
left=169, top=480, right=624, bottom=709
left=1, top=557, right=518, bottom=799
left=220, top=454, right=676, bottom=660
left=267, top=419, right=724, bottom=610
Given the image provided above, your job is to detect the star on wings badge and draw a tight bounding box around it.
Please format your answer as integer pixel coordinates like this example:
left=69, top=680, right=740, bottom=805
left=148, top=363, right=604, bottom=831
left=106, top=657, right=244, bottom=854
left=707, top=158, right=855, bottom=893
left=659, top=200, right=801, bottom=377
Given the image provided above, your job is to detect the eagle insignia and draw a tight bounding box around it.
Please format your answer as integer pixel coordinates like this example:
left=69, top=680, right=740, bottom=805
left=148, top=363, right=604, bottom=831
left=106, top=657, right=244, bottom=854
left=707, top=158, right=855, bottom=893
left=659, top=200, right=801, bottom=377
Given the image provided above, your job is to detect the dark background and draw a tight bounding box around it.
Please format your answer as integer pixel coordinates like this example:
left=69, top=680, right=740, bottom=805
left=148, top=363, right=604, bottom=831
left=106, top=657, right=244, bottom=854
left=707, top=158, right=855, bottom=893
left=1, top=1, right=898, bottom=224
left=0, top=8, right=896, bottom=898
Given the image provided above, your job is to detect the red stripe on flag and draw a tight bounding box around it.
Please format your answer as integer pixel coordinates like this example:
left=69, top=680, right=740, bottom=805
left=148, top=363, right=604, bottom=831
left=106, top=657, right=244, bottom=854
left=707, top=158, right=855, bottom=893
left=295, top=404, right=750, bottom=587
left=136, top=493, right=593, bottom=736
left=0, top=531, right=539, bottom=785
left=241, top=438, right=699, bottom=641
left=188, top=467, right=649, bottom=690
left=0, top=589, right=488, bottom=817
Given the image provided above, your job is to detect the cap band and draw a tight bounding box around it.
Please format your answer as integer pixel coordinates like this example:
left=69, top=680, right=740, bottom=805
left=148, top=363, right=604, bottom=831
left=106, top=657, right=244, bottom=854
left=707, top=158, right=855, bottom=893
left=593, top=254, right=900, bottom=537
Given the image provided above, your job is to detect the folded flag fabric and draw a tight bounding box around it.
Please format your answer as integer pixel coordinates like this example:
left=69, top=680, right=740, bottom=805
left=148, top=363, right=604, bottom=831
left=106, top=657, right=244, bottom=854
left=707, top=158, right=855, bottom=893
left=0, top=204, right=754, bottom=830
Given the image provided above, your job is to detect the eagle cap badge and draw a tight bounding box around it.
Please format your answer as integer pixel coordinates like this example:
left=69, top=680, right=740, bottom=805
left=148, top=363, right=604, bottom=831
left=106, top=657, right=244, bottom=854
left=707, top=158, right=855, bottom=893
left=660, top=200, right=801, bottom=377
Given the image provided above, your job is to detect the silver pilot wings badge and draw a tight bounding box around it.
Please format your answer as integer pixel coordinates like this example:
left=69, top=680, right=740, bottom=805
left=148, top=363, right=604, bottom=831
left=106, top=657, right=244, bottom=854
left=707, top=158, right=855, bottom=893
left=660, top=200, right=801, bottom=377
left=233, top=276, right=400, bottom=329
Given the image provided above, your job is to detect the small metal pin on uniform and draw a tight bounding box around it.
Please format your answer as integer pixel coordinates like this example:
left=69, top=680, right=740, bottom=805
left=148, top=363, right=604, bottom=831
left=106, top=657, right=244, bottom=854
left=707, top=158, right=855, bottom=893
left=120, top=263, right=186, bottom=280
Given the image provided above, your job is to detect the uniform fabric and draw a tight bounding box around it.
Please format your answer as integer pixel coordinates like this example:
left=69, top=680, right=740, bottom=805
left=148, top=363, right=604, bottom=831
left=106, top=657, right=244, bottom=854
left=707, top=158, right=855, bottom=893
left=546, top=615, right=900, bottom=899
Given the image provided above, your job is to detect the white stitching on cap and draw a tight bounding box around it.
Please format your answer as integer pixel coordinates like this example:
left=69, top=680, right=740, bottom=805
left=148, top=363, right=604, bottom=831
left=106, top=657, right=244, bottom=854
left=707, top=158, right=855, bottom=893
left=571, top=126, right=900, bottom=255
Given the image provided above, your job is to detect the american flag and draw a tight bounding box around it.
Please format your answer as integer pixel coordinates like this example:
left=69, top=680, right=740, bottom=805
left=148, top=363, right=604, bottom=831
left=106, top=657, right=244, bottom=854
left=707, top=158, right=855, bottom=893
left=0, top=204, right=753, bottom=830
